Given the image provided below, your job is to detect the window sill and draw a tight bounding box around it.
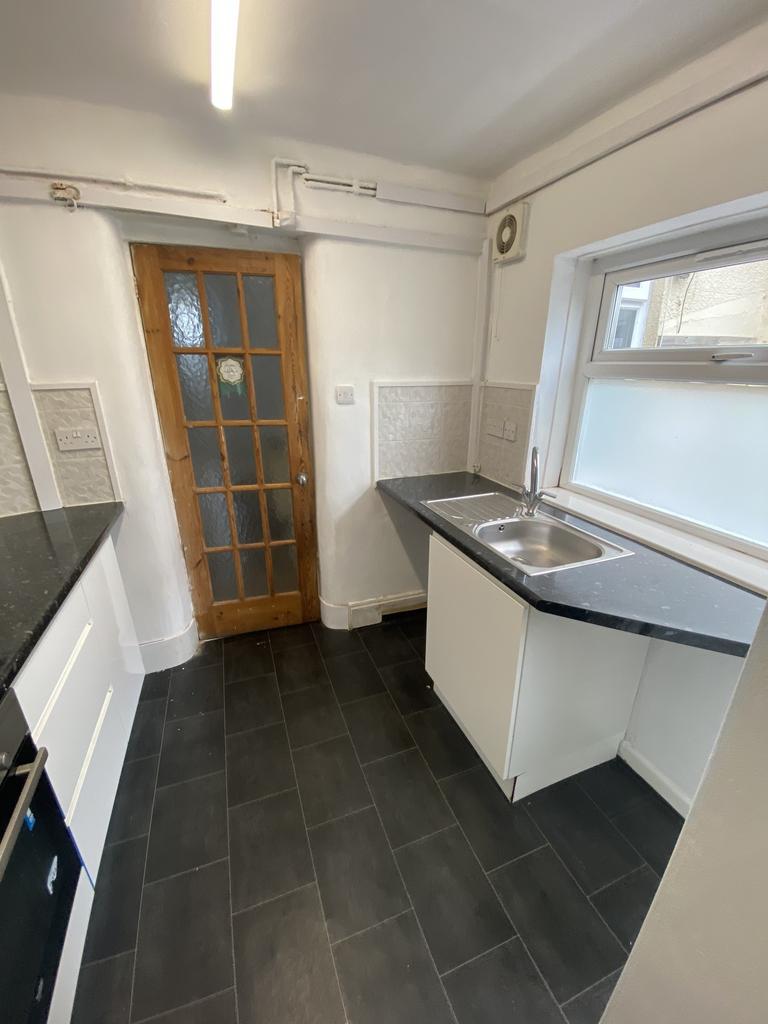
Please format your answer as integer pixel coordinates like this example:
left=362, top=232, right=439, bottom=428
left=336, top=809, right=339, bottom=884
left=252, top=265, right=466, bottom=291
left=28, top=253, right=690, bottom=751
left=548, top=488, right=768, bottom=596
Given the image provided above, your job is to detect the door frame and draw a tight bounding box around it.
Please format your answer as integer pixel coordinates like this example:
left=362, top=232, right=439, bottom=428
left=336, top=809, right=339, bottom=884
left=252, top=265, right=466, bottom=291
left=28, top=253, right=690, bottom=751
left=131, top=244, right=319, bottom=637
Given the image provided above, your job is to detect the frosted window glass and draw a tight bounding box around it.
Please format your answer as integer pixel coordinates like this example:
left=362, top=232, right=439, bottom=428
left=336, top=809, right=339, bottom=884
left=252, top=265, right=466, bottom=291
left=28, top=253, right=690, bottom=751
left=572, top=379, right=768, bottom=545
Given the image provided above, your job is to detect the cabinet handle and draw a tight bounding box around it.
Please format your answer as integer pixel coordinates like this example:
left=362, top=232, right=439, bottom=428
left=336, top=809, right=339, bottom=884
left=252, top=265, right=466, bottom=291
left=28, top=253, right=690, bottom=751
left=0, top=747, right=48, bottom=884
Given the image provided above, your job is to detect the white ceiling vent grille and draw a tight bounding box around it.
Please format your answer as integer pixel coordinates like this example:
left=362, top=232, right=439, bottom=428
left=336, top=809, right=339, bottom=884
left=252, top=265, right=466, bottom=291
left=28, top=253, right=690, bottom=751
left=492, top=202, right=529, bottom=264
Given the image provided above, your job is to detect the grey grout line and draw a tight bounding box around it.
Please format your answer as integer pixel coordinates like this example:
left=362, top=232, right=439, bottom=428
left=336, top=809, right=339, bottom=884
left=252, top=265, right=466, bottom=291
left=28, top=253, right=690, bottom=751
left=290, top=730, right=350, bottom=754
left=329, top=908, right=413, bottom=948
left=390, top=822, right=457, bottom=852
left=79, top=948, right=136, bottom=971
left=438, top=935, right=514, bottom=978
left=306, top=803, right=376, bottom=831
left=226, top=784, right=298, bottom=812
left=587, top=862, right=649, bottom=898
left=223, top=719, right=242, bottom=1024
left=104, top=830, right=150, bottom=851
left=153, top=767, right=225, bottom=794
left=163, top=704, right=225, bottom=726
left=131, top=986, right=236, bottom=1024
left=225, top=718, right=284, bottom=739
left=271, top=634, right=351, bottom=1024
left=142, top=856, right=229, bottom=889
left=231, top=880, right=318, bottom=918
left=356, top=743, right=418, bottom=768
left=560, top=967, right=623, bottom=1013
left=484, top=842, right=550, bottom=876
left=127, top=683, right=171, bottom=1023
left=573, top=774, right=661, bottom=878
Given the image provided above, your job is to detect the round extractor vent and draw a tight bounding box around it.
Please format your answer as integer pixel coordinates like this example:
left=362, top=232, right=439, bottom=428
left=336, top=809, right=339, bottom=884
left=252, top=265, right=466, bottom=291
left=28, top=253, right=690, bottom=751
left=496, top=212, right=518, bottom=256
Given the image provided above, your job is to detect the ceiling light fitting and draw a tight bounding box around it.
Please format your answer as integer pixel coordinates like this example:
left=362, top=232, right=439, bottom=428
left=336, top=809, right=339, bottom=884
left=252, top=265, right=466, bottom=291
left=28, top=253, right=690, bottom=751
left=210, top=0, right=240, bottom=111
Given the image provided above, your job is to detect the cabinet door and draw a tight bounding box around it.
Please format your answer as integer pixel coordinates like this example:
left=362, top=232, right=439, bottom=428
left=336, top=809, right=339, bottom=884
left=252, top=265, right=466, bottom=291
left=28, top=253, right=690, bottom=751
left=426, top=534, right=527, bottom=779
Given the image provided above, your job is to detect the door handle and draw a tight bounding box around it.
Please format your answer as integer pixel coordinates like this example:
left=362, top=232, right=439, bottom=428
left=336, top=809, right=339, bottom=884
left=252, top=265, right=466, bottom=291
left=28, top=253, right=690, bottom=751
left=0, top=747, right=48, bottom=884
left=296, top=472, right=308, bottom=487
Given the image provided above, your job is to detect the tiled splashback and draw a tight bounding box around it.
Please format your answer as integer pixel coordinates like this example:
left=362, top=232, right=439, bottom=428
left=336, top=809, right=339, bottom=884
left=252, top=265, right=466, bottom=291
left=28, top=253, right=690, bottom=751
left=477, top=384, right=534, bottom=489
left=376, top=383, right=472, bottom=479
left=34, top=388, right=116, bottom=506
left=0, top=372, right=39, bottom=516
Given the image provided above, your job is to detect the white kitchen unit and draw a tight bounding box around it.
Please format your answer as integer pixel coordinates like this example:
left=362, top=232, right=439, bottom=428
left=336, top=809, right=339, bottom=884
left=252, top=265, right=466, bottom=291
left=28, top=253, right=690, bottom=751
left=426, top=533, right=650, bottom=800
left=12, top=534, right=143, bottom=1023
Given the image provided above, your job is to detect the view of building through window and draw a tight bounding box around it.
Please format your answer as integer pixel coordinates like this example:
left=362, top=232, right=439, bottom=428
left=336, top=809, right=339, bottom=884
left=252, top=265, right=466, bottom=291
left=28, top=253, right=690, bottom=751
left=608, top=257, right=768, bottom=349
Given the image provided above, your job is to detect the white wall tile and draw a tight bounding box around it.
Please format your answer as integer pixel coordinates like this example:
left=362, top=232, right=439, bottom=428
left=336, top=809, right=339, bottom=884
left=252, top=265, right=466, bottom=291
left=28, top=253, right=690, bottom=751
left=376, top=382, right=471, bottom=478
left=0, top=392, right=39, bottom=516
left=34, top=388, right=115, bottom=506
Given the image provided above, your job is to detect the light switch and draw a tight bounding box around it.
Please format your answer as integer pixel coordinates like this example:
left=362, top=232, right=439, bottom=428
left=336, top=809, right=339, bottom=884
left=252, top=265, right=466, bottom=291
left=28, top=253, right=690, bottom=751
left=55, top=426, right=102, bottom=451
left=335, top=386, right=355, bottom=405
left=503, top=419, right=517, bottom=441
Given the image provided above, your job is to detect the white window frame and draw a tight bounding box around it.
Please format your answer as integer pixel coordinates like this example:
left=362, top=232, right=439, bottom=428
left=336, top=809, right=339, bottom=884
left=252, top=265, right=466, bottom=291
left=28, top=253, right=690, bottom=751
left=559, top=241, right=768, bottom=562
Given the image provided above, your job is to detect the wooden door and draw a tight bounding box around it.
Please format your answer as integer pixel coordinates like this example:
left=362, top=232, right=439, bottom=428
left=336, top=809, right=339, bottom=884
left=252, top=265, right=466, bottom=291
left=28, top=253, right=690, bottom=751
left=132, top=245, right=318, bottom=638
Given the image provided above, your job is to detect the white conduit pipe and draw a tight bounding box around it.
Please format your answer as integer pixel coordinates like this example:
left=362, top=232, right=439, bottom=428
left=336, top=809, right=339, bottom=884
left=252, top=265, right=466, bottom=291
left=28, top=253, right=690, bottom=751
left=0, top=165, right=226, bottom=202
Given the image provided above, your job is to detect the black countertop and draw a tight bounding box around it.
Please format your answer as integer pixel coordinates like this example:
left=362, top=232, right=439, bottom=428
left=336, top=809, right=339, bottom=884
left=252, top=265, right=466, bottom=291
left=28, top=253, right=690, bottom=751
left=377, top=473, right=765, bottom=658
left=0, top=502, right=124, bottom=696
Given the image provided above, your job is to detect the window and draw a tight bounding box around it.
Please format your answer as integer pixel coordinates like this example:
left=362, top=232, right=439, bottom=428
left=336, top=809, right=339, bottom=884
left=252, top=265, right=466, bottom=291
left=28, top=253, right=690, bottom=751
left=563, top=246, right=768, bottom=554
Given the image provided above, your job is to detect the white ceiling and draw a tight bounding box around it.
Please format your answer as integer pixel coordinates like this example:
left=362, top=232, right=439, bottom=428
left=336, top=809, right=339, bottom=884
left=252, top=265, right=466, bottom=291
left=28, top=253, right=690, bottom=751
left=1, top=1, right=766, bottom=178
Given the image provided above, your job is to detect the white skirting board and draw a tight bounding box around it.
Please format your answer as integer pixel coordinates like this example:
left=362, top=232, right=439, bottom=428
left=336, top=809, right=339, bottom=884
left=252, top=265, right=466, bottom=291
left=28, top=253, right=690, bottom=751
left=619, top=739, right=692, bottom=817
left=139, top=617, right=199, bottom=672
left=321, top=590, right=427, bottom=630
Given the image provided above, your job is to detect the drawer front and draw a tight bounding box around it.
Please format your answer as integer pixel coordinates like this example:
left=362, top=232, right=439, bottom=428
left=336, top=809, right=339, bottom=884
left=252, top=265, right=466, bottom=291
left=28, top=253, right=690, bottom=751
left=426, top=534, right=527, bottom=779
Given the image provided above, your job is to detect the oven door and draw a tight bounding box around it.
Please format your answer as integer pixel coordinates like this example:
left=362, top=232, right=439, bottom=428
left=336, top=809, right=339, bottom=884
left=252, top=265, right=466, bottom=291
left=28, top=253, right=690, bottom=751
left=0, top=740, right=82, bottom=1024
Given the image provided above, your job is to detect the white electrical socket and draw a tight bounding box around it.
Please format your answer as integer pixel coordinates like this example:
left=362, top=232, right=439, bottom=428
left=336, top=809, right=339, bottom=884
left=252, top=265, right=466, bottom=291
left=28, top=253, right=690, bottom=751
left=486, top=418, right=505, bottom=439
left=55, top=427, right=102, bottom=452
left=335, top=385, right=355, bottom=406
left=503, top=419, right=517, bottom=442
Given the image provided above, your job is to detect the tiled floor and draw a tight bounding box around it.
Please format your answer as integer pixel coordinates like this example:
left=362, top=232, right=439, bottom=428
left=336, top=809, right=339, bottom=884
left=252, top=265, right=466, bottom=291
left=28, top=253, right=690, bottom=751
left=71, top=611, right=683, bottom=1024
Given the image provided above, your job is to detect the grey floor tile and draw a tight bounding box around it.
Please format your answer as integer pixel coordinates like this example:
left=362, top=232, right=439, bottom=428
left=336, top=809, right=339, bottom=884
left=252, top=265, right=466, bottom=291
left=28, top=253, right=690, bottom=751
left=490, top=846, right=626, bottom=1003
left=562, top=970, right=622, bottom=1024
left=365, top=748, right=453, bottom=848
left=125, top=698, right=165, bottom=762
left=611, top=795, right=683, bottom=876
left=132, top=860, right=233, bottom=1021
left=442, top=765, right=544, bottom=871
left=229, top=789, right=313, bottom=911
left=396, top=825, right=513, bottom=973
left=82, top=836, right=147, bottom=963
left=443, top=938, right=562, bottom=1024
left=342, top=693, right=415, bottom=765
left=224, top=673, right=282, bottom=734
left=140, top=669, right=170, bottom=702
left=146, top=990, right=237, bottom=1023
left=324, top=650, right=384, bottom=704
left=333, top=911, right=454, bottom=1024
left=294, top=735, right=371, bottom=827
left=406, top=706, right=479, bottom=779
left=283, top=684, right=346, bottom=749
left=226, top=723, right=294, bottom=806
left=409, top=634, right=427, bottom=661
left=591, top=865, right=660, bottom=950
left=312, top=621, right=364, bottom=657
left=146, top=772, right=227, bottom=883
left=106, top=756, right=157, bottom=844
left=223, top=633, right=273, bottom=684
left=379, top=659, right=439, bottom=716
left=309, top=807, right=409, bottom=943
left=72, top=951, right=133, bottom=1024
left=173, top=640, right=223, bottom=674
left=167, top=662, right=223, bottom=721
left=387, top=609, right=427, bottom=639
left=274, top=643, right=329, bottom=693
left=269, top=623, right=315, bottom=651
left=574, top=759, right=655, bottom=818
left=524, top=779, right=642, bottom=893
left=359, top=622, right=415, bottom=667
left=158, top=710, right=225, bottom=787
left=234, top=885, right=344, bottom=1024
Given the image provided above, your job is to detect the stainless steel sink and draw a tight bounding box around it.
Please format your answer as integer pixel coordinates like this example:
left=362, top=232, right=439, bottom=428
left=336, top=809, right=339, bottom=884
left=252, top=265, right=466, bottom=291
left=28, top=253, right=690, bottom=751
left=423, top=492, right=632, bottom=575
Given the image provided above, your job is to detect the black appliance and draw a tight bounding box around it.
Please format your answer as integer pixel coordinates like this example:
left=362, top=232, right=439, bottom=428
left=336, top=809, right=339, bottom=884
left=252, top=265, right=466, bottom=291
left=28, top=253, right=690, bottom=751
left=0, top=689, right=82, bottom=1023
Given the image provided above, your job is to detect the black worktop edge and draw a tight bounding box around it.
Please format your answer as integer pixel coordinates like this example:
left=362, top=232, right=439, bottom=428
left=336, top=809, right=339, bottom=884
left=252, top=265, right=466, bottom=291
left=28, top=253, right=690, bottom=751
left=377, top=476, right=760, bottom=658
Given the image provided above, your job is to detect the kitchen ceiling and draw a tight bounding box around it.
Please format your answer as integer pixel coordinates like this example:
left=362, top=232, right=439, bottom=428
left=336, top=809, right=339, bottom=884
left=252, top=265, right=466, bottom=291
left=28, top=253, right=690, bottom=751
left=0, top=0, right=765, bottom=178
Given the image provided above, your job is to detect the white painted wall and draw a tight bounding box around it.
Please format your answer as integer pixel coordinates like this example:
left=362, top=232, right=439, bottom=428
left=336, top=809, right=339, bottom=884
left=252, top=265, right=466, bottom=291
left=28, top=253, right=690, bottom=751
left=620, top=639, right=743, bottom=815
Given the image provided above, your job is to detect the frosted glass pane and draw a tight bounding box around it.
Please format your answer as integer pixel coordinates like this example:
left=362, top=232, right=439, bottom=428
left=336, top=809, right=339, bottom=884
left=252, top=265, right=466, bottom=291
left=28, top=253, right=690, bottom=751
left=216, top=357, right=250, bottom=419
left=252, top=355, right=285, bottom=419
left=573, top=379, right=768, bottom=545
left=607, top=259, right=768, bottom=350
left=225, top=426, right=257, bottom=485
left=176, top=355, right=213, bottom=421
left=164, top=272, right=203, bottom=348
left=205, top=273, right=241, bottom=347
left=233, top=491, right=263, bottom=544
left=188, top=428, right=222, bottom=487
left=267, top=489, right=294, bottom=541
left=241, top=549, right=268, bottom=597
left=260, top=426, right=290, bottom=483
left=244, top=276, right=278, bottom=348
left=198, top=493, right=231, bottom=547
left=208, top=552, right=237, bottom=601
left=271, top=545, right=298, bottom=593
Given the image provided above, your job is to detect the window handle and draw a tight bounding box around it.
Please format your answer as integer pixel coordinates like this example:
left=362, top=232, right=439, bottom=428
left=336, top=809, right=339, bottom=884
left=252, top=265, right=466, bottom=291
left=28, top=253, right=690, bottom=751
left=710, top=351, right=754, bottom=362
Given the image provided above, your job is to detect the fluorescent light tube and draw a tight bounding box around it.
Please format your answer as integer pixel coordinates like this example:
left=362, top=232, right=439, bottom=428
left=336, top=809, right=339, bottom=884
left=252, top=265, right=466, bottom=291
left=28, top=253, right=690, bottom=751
left=211, top=0, right=240, bottom=111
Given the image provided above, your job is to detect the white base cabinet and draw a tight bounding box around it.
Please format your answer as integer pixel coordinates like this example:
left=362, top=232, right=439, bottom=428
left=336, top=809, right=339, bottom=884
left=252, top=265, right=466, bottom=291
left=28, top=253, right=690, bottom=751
left=426, top=534, right=649, bottom=800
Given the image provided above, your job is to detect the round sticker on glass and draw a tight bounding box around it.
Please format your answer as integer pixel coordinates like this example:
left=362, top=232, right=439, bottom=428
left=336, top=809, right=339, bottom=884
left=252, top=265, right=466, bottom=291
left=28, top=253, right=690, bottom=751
left=217, top=357, right=244, bottom=385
